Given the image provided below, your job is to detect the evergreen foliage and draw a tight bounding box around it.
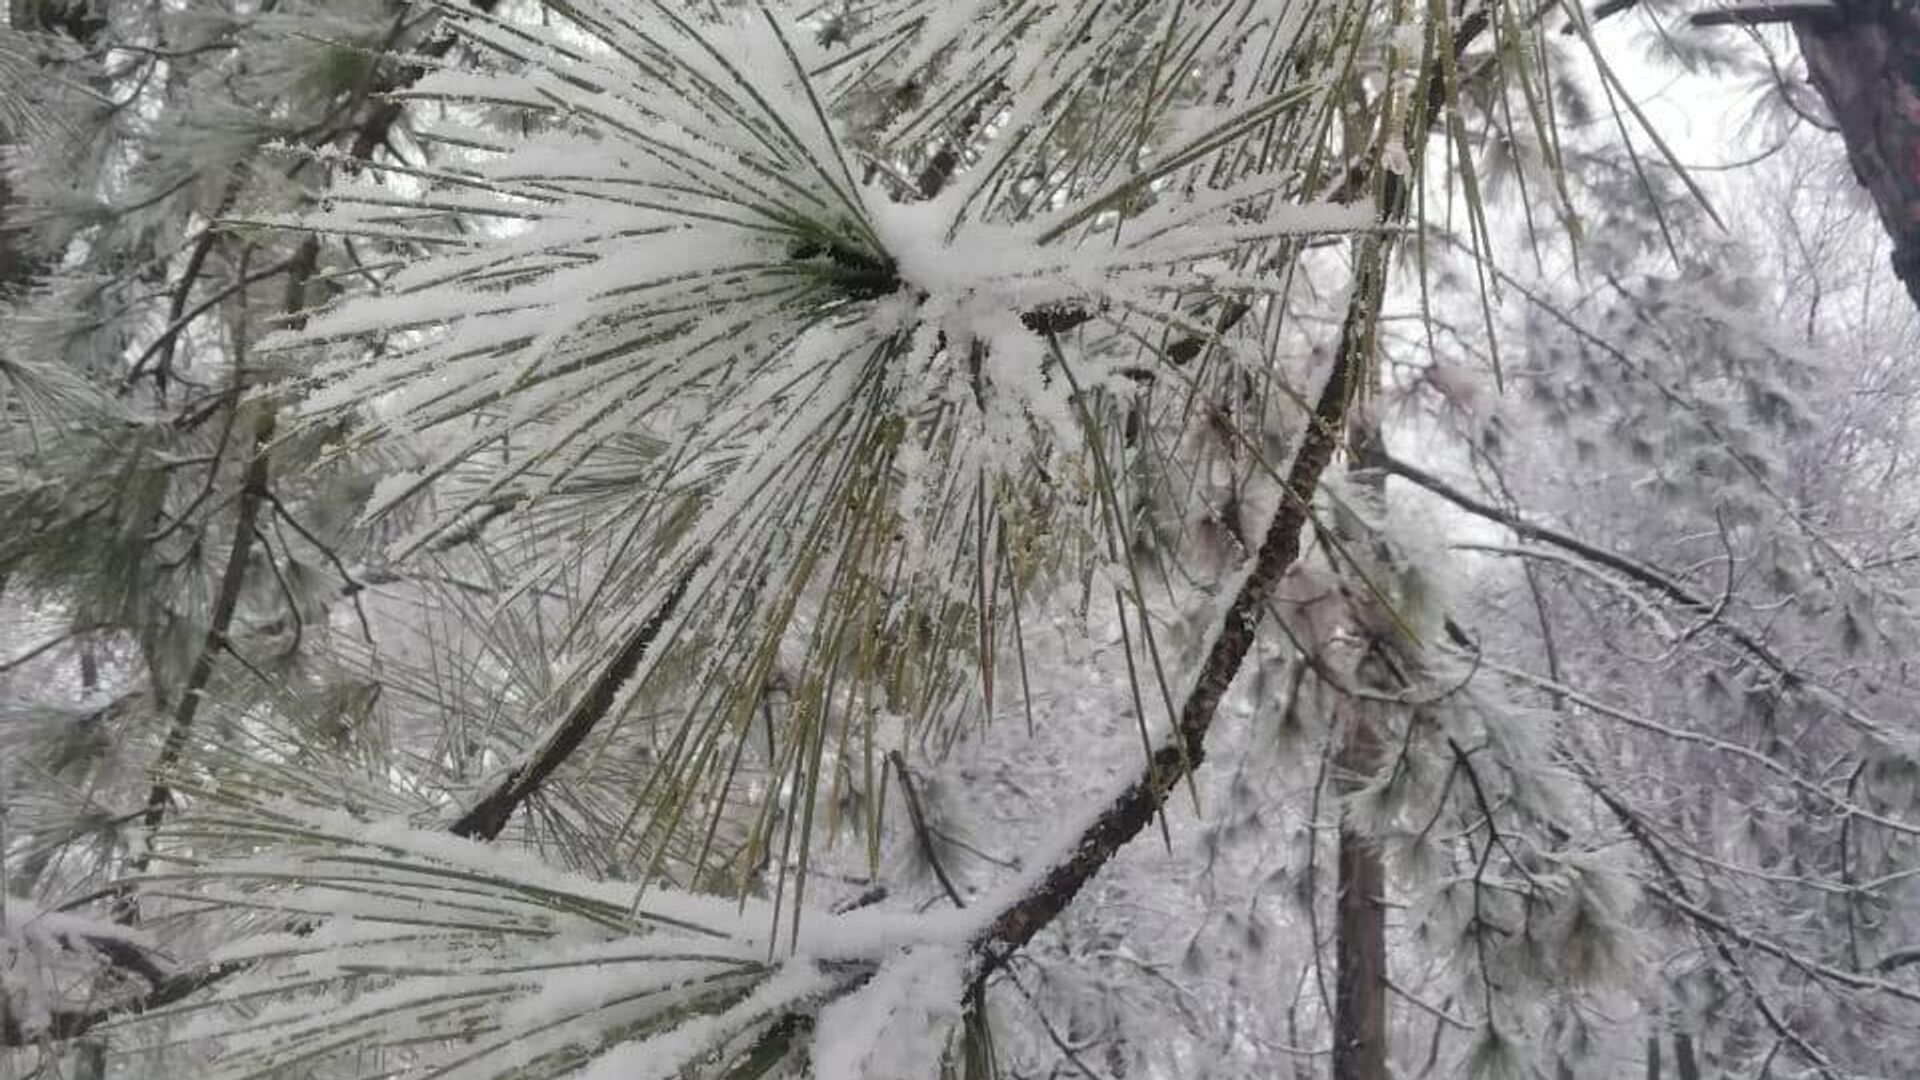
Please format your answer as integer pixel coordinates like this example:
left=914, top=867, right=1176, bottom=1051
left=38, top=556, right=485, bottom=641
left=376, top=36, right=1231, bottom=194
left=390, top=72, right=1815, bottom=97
left=2, top=2, right=1917, bottom=1079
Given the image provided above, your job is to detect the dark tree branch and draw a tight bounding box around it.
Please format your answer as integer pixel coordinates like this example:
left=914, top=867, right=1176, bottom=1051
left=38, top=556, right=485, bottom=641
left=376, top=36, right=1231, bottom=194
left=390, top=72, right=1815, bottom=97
left=1877, top=948, right=1920, bottom=974
left=1688, top=2, right=1843, bottom=28
left=890, top=750, right=966, bottom=910
left=121, top=235, right=302, bottom=892
left=1374, top=451, right=1804, bottom=688
left=120, top=252, right=298, bottom=389
left=449, top=571, right=693, bottom=840
left=967, top=0, right=1500, bottom=986
left=974, top=267, right=1373, bottom=975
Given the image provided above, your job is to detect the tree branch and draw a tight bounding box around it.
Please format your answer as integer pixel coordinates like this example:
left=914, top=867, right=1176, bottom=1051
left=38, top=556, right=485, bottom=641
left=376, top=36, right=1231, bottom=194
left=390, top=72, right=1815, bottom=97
left=967, top=0, right=1501, bottom=986
left=1687, top=2, right=1842, bottom=28
left=449, top=571, right=692, bottom=840
left=974, top=274, right=1370, bottom=975
left=1876, top=948, right=1920, bottom=974
left=1375, top=451, right=1801, bottom=684
left=122, top=262, right=294, bottom=893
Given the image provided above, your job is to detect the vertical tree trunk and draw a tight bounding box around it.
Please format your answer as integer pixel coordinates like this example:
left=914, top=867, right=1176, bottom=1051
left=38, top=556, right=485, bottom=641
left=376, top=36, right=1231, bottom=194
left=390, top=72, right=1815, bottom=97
left=72, top=1038, right=105, bottom=1080
left=1792, top=6, right=1920, bottom=310
left=1332, top=803, right=1388, bottom=1080
left=1333, top=404, right=1389, bottom=1080
left=1673, top=1032, right=1702, bottom=1080
left=1645, top=1034, right=1662, bottom=1080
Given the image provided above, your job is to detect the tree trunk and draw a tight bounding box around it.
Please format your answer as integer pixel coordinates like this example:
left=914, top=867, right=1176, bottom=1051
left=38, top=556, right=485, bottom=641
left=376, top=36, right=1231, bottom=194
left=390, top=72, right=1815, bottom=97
left=1333, top=406, right=1389, bottom=1080
left=1673, top=1032, right=1702, bottom=1080
left=1333, top=809, right=1388, bottom=1080
left=1792, top=5, right=1920, bottom=310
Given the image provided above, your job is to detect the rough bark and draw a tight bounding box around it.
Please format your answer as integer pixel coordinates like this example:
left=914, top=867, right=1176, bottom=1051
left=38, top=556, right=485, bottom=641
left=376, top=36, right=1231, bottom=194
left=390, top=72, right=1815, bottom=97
left=1333, top=802, right=1389, bottom=1080
left=1333, top=368, right=1390, bottom=1080
left=1792, top=3, right=1920, bottom=309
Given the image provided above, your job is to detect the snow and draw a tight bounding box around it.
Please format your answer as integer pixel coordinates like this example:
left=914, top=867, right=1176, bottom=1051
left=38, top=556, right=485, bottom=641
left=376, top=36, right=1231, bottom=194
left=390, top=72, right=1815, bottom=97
left=811, top=945, right=969, bottom=1080
left=0, top=899, right=158, bottom=953
left=0, top=898, right=168, bottom=1039
left=574, top=961, right=833, bottom=1080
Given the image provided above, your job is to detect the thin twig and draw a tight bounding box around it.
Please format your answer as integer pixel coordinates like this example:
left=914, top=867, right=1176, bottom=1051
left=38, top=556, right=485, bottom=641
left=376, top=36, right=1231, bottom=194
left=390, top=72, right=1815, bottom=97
left=890, top=750, right=965, bottom=909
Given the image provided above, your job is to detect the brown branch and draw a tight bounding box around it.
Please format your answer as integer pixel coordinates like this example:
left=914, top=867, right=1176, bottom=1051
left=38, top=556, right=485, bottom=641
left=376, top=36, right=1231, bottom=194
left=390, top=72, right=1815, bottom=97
left=974, top=274, right=1369, bottom=974
left=449, top=571, right=692, bottom=840
left=969, top=0, right=1500, bottom=985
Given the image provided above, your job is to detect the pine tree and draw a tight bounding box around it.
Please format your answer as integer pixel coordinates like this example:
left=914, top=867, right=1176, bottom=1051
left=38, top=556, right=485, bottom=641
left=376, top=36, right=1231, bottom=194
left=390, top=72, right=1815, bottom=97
left=3, top=3, right=1917, bottom=1079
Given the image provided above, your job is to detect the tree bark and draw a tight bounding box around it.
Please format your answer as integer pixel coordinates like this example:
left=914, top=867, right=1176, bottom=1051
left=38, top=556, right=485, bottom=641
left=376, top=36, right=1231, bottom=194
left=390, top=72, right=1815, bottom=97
left=1332, top=384, right=1390, bottom=1080
left=1333, top=796, right=1389, bottom=1080
left=1791, top=4, right=1920, bottom=310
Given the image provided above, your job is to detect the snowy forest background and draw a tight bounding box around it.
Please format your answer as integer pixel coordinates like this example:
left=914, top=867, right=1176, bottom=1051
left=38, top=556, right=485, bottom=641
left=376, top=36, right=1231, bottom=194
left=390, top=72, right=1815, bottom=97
left=3, top=1, right=1919, bottom=1078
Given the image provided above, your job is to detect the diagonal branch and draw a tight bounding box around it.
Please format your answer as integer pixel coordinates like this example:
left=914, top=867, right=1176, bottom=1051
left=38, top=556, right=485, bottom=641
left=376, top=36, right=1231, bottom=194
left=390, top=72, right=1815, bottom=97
left=3, top=577, right=688, bottom=1045
left=974, top=259, right=1371, bottom=975
left=1376, top=451, right=1798, bottom=683
left=969, top=0, right=1501, bottom=986
left=1379, top=450, right=1896, bottom=747
left=449, top=571, right=693, bottom=840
